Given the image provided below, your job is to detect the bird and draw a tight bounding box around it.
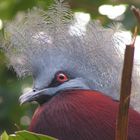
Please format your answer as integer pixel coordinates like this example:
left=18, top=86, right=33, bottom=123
left=2, top=0, right=140, bottom=140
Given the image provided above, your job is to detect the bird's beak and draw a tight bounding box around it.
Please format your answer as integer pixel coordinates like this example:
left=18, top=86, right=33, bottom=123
left=19, top=78, right=90, bottom=105
left=19, top=88, right=49, bottom=105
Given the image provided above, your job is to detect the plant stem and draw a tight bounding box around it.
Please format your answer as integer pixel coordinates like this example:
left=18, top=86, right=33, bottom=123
left=115, top=28, right=137, bottom=140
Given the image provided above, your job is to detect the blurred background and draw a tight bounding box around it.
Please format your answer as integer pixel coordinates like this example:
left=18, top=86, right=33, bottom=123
left=0, top=0, right=140, bottom=135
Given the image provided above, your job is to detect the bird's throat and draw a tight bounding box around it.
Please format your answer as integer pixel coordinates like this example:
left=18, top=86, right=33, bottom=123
left=36, top=94, right=53, bottom=105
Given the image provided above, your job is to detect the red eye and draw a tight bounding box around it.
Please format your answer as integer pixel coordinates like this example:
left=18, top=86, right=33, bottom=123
left=56, top=73, right=68, bottom=83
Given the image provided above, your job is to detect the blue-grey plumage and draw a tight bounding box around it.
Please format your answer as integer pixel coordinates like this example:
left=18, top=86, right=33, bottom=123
left=2, top=0, right=140, bottom=111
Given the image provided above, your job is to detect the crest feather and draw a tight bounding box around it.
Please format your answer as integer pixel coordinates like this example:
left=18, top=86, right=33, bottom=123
left=3, top=0, right=72, bottom=77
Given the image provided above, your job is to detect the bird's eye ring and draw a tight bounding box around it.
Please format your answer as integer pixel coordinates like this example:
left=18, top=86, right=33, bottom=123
left=56, top=73, right=68, bottom=83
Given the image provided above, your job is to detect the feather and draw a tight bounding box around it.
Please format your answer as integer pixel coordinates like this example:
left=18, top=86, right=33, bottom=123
left=29, top=90, right=140, bottom=140
left=1, top=0, right=140, bottom=111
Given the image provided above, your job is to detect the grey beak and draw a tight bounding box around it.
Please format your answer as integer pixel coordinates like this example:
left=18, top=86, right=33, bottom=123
left=19, top=88, right=49, bottom=105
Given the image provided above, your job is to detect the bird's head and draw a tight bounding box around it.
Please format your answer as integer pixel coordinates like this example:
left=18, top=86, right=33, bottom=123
left=19, top=66, right=90, bottom=105
left=2, top=0, right=129, bottom=106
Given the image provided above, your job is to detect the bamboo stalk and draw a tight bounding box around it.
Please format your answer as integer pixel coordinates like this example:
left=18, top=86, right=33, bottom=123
left=115, top=28, right=137, bottom=140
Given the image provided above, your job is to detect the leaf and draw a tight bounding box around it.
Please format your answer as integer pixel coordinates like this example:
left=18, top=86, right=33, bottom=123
left=1, top=130, right=57, bottom=140
left=15, top=130, right=57, bottom=140
left=1, top=131, right=9, bottom=140
left=9, top=135, right=22, bottom=140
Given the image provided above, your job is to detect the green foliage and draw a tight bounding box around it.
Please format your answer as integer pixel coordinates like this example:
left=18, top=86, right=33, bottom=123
left=0, top=0, right=36, bottom=19
left=1, top=131, right=9, bottom=140
left=1, top=130, right=57, bottom=140
left=0, top=0, right=54, bottom=19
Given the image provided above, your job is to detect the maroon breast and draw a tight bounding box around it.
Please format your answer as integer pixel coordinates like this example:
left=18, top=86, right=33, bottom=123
left=29, top=90, right=140, bottom=140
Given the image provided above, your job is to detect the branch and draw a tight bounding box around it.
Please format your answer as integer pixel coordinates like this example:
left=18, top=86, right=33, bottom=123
left=131, top=6, right=140, bottom=25
left=115, top=28, right=137, bottom=140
